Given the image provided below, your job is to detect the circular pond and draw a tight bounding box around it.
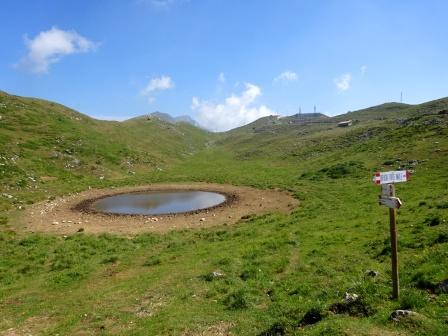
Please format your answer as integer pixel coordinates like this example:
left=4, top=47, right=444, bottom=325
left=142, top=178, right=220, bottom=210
left=91, top=191, right=226, bottom=215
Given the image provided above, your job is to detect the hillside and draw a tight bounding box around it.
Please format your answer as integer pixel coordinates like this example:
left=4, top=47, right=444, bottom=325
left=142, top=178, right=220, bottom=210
left=227, top=112, right=329, bottom=135
left=216, top=98, right=448, bottom=162
left=0, top=91, right=210, bottom=210
left=0, top=92, right=447, bottom=335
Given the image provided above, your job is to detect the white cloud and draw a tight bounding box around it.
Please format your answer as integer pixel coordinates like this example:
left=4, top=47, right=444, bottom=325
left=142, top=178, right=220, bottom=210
left=218, top=72, right=226, bottom=83
left=361, top=65, right=367, bottom=76
left=274, top=71, right=298, bottom=83
left=191, top=83, right=275, bottom=132
left=17, top=27, right=96, bottom=74
left=334, top=73, right=352, bottom=92
left=140, top=75, right=174, bottom=103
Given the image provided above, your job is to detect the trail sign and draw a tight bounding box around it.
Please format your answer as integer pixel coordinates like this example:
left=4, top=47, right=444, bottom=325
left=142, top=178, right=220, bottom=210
left=379, top=196, right=402, bottom=209
left=373, top=170, right=410, bottom=185
left=374, top=171, right=410, bottom=300
left=382, top=184, right=393, bottom=196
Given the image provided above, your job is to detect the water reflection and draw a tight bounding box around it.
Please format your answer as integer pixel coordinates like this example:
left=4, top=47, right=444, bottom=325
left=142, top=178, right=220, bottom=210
left=92, top=191, right=226, bottom=215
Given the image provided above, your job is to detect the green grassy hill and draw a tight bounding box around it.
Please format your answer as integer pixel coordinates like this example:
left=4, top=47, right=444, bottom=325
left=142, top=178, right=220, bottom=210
left=0, top=92, right=447, bottom=335
left=0, top=91, right=210, bottom=210
left=216, top=98, right=448, bottom=163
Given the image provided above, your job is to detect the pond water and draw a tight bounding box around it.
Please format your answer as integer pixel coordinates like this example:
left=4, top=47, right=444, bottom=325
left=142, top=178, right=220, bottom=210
left=92, top=191, right=226, bottom=215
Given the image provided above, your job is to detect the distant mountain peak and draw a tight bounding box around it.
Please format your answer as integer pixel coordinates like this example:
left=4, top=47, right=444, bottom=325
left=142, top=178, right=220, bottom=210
left=128, top=111, right=200, bottom=127
left=148, top=112, right=199, bottom=127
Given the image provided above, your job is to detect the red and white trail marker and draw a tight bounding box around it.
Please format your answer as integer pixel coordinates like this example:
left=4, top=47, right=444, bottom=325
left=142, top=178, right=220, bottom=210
left=373, top=170, right=411, bottom=185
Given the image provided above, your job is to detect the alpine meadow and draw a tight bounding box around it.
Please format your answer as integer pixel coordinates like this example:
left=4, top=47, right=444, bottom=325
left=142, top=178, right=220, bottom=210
left=1, top=90, right=447, bottom=335
left=1, top=1, right=448, bottom=335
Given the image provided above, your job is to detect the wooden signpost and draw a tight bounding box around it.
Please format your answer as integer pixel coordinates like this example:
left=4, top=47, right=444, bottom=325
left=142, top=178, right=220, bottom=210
left=373, top=170, right=410, bottom=300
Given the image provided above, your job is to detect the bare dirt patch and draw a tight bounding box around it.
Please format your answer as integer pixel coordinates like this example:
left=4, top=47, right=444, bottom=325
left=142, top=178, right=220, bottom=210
left=21, top=183, right=298, bottom=234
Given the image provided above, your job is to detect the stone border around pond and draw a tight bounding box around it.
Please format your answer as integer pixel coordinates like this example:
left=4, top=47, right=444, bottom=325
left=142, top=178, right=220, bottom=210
left=20, top=183, right=299, bottom=235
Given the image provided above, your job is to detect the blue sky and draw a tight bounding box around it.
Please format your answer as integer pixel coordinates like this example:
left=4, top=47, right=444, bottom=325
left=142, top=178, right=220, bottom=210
left=1, top=0, right=447, bottom=131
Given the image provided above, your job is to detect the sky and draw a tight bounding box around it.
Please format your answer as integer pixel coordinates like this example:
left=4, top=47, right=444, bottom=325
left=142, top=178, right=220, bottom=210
left=1, top=0, right=447, bottom=131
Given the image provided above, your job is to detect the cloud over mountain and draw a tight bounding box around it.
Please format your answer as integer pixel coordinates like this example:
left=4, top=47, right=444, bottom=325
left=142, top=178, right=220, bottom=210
left=192, top=83, right=274, bottom=132
left=141, top=75, right=174, bottom=103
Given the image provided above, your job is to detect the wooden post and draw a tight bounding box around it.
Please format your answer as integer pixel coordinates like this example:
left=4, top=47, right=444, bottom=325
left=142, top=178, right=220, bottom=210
left=388, top=184, right=399, bottom=299
left=375, top=172, right=408, bottom=300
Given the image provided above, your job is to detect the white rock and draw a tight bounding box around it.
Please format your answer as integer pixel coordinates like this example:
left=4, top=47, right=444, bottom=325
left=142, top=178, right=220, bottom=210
left=344, top=292, right=359, bottom=303
left=391, top=310, right=418, bottom=322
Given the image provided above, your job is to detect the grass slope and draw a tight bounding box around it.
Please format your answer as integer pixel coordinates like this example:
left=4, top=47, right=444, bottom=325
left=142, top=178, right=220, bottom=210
left=0, top=91, right=210, bottom=211
left=0, top=93, right=447, bottom=335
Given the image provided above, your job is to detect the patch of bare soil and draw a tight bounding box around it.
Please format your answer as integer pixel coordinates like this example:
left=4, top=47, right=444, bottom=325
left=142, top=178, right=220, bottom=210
left=21, top=183, right=298, bottom=234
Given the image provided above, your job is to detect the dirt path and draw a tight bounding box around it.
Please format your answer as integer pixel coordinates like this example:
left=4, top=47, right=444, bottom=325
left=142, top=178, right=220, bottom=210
left=20, top=183, right=298, bottom=235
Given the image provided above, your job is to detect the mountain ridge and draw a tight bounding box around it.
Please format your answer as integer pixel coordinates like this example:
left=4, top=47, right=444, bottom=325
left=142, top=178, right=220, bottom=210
left=127, top=111, right=200, bottom=127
